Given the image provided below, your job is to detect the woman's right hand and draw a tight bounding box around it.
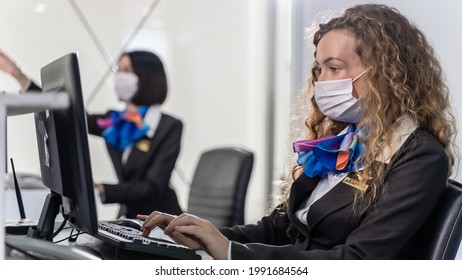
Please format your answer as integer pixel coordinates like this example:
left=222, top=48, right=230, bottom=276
left=137, top=211, right=203, bottom=250
left=137, top=211, right=176, bottom=235
left=0, top=50, right=31, bottom=89
left=164, top=213, right=230, bottom=260
left=137, top=211, right=230, bottom=259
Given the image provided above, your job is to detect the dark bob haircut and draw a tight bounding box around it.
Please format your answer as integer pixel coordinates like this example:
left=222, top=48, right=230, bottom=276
left=122, top=50, right=168, bottom=106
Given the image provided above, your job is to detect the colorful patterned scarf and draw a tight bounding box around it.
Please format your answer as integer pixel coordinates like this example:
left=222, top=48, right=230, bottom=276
left=97, top=106, right=149, bottom=151
left=293, top=124, right=363, bottom=178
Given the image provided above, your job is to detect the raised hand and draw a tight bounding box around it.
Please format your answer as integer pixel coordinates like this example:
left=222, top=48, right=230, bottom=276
left=0, top=50, right=31, bottom=89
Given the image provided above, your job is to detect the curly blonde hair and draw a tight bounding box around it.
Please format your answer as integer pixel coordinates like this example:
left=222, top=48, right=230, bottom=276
left=281, top=4, right=457, bottom=213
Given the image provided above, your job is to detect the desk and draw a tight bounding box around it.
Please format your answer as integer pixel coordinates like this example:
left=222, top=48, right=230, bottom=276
left=5, top=223, right=210, bottom=260
left=5, top=234, right=101, bottom=260
left=5, top=232, right=173, bottom=260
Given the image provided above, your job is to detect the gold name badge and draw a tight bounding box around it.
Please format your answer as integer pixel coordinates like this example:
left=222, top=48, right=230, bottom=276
left=136, top=139, right=150, bottom=152
left=343, top=175, right=369, bottom=191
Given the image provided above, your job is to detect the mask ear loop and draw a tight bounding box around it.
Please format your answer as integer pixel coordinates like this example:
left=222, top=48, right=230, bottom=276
left=352, top=66, right=372, bottom=82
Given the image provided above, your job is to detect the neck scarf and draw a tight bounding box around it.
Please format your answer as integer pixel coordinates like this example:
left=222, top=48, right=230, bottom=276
left=97, top=106, right=149, bottom=151
left=293, top=124, right=363, bottom=178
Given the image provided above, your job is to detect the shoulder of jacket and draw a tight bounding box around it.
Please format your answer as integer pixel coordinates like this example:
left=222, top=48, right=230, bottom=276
left=161, top=113, right=183, bottom=124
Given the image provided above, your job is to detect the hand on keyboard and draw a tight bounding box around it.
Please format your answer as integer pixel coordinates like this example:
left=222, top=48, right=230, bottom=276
left=148, top=226, right=174, bottom=243
left=96, top=221, right=201, bottom=259
left=137, top=212, right=230, bottom=260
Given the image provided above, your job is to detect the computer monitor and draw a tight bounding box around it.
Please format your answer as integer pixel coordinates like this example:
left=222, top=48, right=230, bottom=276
left=28, top=52, right=98, bottom=240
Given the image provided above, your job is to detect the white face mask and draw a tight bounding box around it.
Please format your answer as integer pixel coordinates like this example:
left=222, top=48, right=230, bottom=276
left=314, top=68, right=369, bottom=123
left=114, top=72, right=139, bottom=102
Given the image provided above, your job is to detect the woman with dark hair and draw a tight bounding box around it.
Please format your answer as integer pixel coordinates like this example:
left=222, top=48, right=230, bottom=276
left=138, top=4, right=458, bottom=259
left=87, top=50, right=183, bottom=218
left=0, top=50, right=183, bottom=219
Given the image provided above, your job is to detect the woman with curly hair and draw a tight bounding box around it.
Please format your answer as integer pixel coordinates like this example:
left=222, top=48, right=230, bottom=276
left=139, top=3, right=458, bottom=259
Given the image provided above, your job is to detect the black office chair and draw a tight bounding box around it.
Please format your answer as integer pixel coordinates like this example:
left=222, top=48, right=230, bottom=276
left=187, top=147, right=254, bottom=228
left=409, top=179, right=462, bottom=259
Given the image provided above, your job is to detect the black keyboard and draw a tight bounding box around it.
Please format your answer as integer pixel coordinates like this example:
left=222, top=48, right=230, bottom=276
left=95, top=221, right=201, bottom=259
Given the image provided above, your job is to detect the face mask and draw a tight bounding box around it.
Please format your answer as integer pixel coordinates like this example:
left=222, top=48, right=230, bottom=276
left=114, top=72, right=139, bottom=102
left=314, top=68, right=369, bottom=123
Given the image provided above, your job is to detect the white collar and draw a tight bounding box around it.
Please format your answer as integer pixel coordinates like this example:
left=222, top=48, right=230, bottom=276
left=376, top=114, right=418, bottom=163
left=144, top=104, right=162, bottom=138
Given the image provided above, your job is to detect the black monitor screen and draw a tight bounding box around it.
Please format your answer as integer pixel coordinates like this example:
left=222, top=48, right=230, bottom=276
left=31, top=52, right=98, bottom=239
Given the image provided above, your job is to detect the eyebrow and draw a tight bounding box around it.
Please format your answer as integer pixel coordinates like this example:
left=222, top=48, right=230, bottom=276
left=315, top=57, right=347, bottom=65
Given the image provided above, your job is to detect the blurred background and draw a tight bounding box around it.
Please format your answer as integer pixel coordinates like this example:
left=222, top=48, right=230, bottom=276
left=1, top=2, right=461, bottom=260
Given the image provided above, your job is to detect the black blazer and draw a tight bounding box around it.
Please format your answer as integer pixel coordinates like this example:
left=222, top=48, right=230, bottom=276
left=220, top=128, right=448, bottom=259
left=87, top=112, right=183, bottom=218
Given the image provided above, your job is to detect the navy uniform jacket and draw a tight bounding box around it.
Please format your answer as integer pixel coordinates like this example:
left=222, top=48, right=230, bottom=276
left=29, top=82, right=183, bottom=218
left=86, top=111, right=183, bottom=218
left=220, top=128, right=448, bottom=259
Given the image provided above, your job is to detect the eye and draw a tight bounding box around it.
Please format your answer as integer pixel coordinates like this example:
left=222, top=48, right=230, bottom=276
left=329, top=67, right=338, bottom=73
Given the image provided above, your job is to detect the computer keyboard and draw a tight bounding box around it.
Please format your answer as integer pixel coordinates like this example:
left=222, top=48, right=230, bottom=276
left=95, top=221, right=201, bottom=259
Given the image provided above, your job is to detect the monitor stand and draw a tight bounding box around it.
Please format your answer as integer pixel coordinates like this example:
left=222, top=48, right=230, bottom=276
left=27, top=192, right=61, bottom=241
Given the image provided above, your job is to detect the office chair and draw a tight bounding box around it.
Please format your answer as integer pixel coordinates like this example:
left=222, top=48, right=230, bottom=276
left=409, top=179, right=462, bottom=259
left=187, top=147, right=254, bottom=228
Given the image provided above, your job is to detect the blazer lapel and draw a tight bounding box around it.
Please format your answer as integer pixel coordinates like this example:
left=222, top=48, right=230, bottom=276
left=306, top=173, right=359, bottom=231
left=122, top=137, right=154, bottom=178
left=287, top=173, right=320, bottom=235
left=123, top=115, right=166, bottom=176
